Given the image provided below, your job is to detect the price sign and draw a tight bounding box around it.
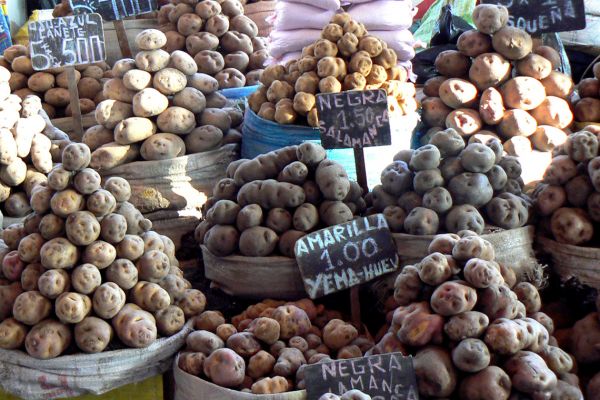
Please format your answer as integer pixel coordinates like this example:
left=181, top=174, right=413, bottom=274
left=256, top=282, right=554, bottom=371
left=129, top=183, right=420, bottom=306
left=316, top=89, right=391, bottom=149
left=481, top=0, right=586, bottom=34
left=294, top=214, right=399, bottom=299
left=304, top=353, right=419, bottom=400
left=29, top=14, right=106, bottom=71
left=70, top=0, right=157, bottom=21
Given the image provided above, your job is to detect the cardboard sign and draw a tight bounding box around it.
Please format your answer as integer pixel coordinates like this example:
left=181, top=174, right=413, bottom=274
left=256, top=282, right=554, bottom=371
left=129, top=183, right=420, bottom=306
left=304, top=353, right=419, bottom=400
left=70, top=0, right=157, bottom=21
left=481, top=0, right=586, bottom=34
left=294, top=214, right=399, bottom=299
left=29, top=14, right=106, bottom=71
left=316, top=89, right=391, bottom=149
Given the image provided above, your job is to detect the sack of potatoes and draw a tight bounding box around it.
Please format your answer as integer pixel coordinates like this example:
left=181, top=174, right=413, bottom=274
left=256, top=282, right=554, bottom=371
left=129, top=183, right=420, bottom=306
left=90, top=28, right=242, bottom=167
left=420, top=4, right=574, bottom=159
left=178, top=299, right=374, bottom=395
left=157, top=0, right=267, bottom=88
left=196, top=142, right=366, bottom=257
left=0, top=142, right=207, bottom=358
left=533, top=125, right=600, bottom=246
left=377, top=231, right=582, bottom=399
left=371, top=132, right=530, bottom=236
left=2, top=44, right=110, bottom=119
left=247, top=12, right=417, bottom=126
left=0, top=64, right=71, bottom=219
left=574, top=61, right=600, bottom=124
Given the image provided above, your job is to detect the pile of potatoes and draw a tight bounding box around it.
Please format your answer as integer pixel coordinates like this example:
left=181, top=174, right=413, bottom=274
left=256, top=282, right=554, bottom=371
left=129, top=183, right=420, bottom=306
left=372, top=132, right=530, bottom=235
left=195, top=142, right=365, bottom=257
left=90, top=28, right=242, bottom=166
left=575, top=62, right=600, bottom=123
left=372, top=232, right=582, bottom=399
left=421, top=4, right=574, bottom=157
left=556, top=294, right=600, bottom=400
left=178, top=298, right=374, bottom=394
left=157, top=0, right=266, bottom=88
left=0, top=79, right=71, bottom=218
left=319, top=391, right=371, bottom=400
left=0, top=143, right=207, bottom=358
left=2, top=44, right=110, bottom=119
left=533, top=126, right=600, bottom=246
left=248, top=12, right=417, bottom=126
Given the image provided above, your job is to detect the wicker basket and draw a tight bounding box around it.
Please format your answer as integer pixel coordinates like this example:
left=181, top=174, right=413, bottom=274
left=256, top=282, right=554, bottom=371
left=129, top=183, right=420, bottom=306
left=537, top=236, right=600, bottom=289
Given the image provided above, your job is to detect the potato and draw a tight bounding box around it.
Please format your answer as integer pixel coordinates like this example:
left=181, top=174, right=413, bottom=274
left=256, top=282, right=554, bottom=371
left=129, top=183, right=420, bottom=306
left=574, top=97, right=600, bottom=122
left=155, top=305, right=185, bottom=336
left=498, top=109, right=537, bottom=138
left=203, top=348, right=245, bottom=387
left=135, top=49, right=170, bottom=73
left=516, top=53, right=552, bottom=80
left=501, top=77, right=546, bottom=111
left=13, top=291, right=52, bottom=325
left=459, top=366, right=511, bottom=400
left=70, top=263, right=102, bottom=295
left=413, top=346, right=457, bottom=397
left=0, top=158, right=27, bottom=186
left=74, top=317, right=112, bottom=353
left=0, top=318, right=27, bottom=349
left=541, top=71, right=574, bottom=99
left=21, top=263, right=44, bottom=291
left=27, top=72, right=55, bottom=92
left=176, top=289, right=206, bottom=318
left=472, top=4, right=508, bottom=34
left=492, top=26, right=532, bottom=60
left=93, top=282, right=126, bottom=319
left=439, top=78, right=478, bottom=109
left=469, top=52, right=511, bottom=90
left=534, top=45, right=561, bottom=69
left=505, top=351, right=557, bottom=393
left=55, top=292, right=92, bottom=324
left=551, top=207, right=593, bottom=245
left=25, top=319, right=71, bottom=359
left=95, top=100, right=133, bottom=129
left=140, top=133, right=185, bottom=161
left=445, top=108, right=482, bottom=136
left=457, top=30, right=492, bottom=57
left=435, top=50, right=470, bottom=78
left=112, top=304, right=157, bottom=348
left=39, top=237, right=78, bottom=270
left=17, top=233, right=44, bottom=264
left=238, top=226, right=278, bottom=257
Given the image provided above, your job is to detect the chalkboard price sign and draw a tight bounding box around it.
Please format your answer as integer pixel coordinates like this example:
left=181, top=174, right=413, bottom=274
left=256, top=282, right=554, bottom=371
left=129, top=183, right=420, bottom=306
left=316, top=89, right=391, bottom=149
left=70, top=0, right=157, bottom=21
left=481, top=0, right=586, bottom=34
left=304, top=353, right=419, bottom=400
left=294, top=214, right=399, bottom=299
left=29, top=14, right=106, bottom=71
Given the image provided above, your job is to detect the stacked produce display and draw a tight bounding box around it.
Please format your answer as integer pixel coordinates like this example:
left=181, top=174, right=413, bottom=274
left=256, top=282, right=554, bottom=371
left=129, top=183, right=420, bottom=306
left=373, top=133, right=529, bottom=235
left=2, top=44, right=110, bottom=119
left=377, top=232, right=582, bottom=399
left=248, top=13, right=417, bottom=126
left=0, top=143, right=206, bottom=358
left=157, top=0, right=267, bottom=88
left=196, top=142, right=366, bottom=257
left=178, top=299, right=373, bottom=394
left=90, top=28, right=241, bottom=166
left=420, top=4, right=574, bottom=158
left=575, top=61, right=600, bottom=123
left=533, top=126, right=600, bottom=245
left=0, top=69, right=71, bottom=219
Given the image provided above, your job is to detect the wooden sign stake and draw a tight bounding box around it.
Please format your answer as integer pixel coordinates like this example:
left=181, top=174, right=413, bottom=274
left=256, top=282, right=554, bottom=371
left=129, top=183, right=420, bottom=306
left=113, top=20, right=132, bottom=58
left=351, top=148, right=368, bottom=330
left=66, top=66, right=84, bottom=140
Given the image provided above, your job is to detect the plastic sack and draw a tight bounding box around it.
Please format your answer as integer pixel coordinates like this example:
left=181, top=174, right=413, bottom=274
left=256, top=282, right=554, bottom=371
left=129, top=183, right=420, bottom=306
left=0, top=321, right=192, bottom=400
left=269, top=28, right=322, bottom=58
left=369, top=29, right=419, bottom=61
left=279, top=0, right=341, bottom=11
left=429, top=3, right=472, bottom=46
left=349, top=0, right=416, bottom=31
left=0, top=2, right=11, bottom=54
left=274, top=2, right=336, bottom=31
left=413, top=0, right=475, bottom=46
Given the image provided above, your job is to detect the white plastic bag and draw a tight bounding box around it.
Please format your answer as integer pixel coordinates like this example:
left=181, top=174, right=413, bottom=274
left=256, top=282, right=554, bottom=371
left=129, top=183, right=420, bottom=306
left=274, top=2, right=336, bottom=31
left=269, top=29, right=322, bottom=58
left=0, top=321, right=192, bottom=400
left=279, top=0, right=341, bottom=11
left=349, top=0, right=416, bottom=31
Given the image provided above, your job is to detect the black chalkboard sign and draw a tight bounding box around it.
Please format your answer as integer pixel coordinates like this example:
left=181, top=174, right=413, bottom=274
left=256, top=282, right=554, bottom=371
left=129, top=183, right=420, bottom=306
left=481, top=0, right=586, bottom=34
left=29, top=14, right=106, bottom=71
left=316, top=89, right=391, bottom=149
left=70, top=0, right=157, bottom=21
left=304, top=353, right=419, bottom=400
left=294, top=214, right=399, bottom=299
